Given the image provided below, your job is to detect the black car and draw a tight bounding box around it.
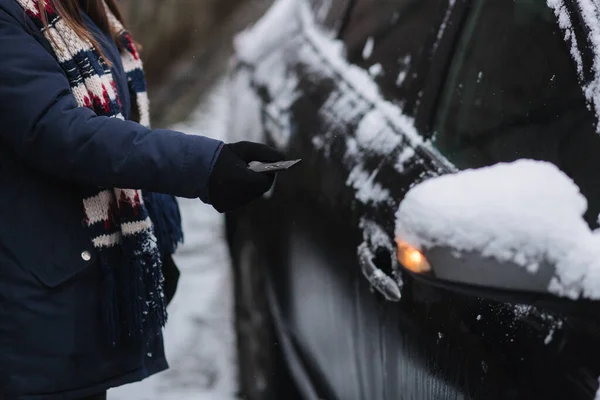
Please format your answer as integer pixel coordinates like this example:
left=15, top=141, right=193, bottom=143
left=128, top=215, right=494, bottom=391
left=225, top=0, right=600, bottom=399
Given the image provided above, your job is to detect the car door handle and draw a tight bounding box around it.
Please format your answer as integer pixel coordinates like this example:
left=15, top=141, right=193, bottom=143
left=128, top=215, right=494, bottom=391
left=357, top=243, right=402, bottom=302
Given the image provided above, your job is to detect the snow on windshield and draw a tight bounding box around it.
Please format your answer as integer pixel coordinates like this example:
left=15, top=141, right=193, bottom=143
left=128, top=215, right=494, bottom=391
left=547, top=0, right=600, bottom=131
left=395, top=159, right=600, bottom=300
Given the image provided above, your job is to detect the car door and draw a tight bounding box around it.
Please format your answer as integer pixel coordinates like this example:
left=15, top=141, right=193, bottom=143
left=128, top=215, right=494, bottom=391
left=276, top=0, right=600, bottom=398
left=240, top=0, right=600, bottom=397
left=248, top=1, right=365, bottom=398
left=332, top=1, right=509, bottom=398
left=258, top=0, right=473, bottom=398
left=371, top=0, right=600, bottom=399
left=332, top=1, right=498, bottom=399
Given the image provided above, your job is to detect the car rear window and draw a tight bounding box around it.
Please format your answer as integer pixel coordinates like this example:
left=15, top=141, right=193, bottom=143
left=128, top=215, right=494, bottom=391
left=432, top=0, right=600, bottom=227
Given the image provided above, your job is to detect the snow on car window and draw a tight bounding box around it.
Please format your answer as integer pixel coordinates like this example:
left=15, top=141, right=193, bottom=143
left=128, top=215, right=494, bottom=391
left=396, top=55, right=412, bottom=88
left=547, top=0, right=600, bottom=131
left=234, top=0, right=430, bottom=205
left=299, top=1, right=423, bottom=145
left=239, top=0, right=423, bottom=203
left=316, top=0, right=333, bottom=22
left=433, top=0, right=456, bottom=50
left=356, top=109, right=403, bottom=155
left=395, top=159, right=600, bottom=300
left=394, top=146, right=416, bottom=173
left=234, top=0, right=300, bottom=64
left=368, top=63, right=384, bottom=77
left=362, top=37, right=375, bottom=60
left=298, top=0, right=428, bottom=204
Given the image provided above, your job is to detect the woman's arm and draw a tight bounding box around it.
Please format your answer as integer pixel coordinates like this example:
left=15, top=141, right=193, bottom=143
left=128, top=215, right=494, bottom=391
left=0, top=9, right=222, bottom=201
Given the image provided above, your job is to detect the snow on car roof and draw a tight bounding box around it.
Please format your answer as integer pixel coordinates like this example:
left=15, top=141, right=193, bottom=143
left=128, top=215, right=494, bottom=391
left=547, top=0, right=600, bottom=131
left=395, top=159, right=600, bottom=300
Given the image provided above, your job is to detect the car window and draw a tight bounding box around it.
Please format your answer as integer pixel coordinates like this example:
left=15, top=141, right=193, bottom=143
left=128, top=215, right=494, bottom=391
left=341, top=0, right=451, bottom=113
left=432, top=0, right=600, bottom=227
left=310, top=0, right=352, bottom=32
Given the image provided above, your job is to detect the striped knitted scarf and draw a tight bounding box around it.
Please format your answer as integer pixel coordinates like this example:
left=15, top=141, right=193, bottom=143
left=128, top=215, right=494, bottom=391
left=17, top=0, right=178, bottom=345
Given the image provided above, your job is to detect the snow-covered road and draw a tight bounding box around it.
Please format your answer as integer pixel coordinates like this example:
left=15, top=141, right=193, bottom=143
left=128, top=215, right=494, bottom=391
left=109, top=82, right=238, bottom=400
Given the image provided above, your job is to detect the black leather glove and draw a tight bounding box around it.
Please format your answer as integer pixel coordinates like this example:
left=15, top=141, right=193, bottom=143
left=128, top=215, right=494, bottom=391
left=208, top=141, right=284, bottom=213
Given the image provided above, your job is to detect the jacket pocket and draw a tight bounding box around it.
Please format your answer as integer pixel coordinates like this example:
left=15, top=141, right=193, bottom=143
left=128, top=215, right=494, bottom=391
left=2, top=172, right=100, bottom=288
left=30, top=240, right=99, bottom=288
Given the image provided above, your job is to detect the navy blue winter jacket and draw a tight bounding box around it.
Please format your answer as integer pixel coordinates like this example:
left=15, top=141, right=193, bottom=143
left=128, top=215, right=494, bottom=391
left=0, top=0, right=223, bottom=398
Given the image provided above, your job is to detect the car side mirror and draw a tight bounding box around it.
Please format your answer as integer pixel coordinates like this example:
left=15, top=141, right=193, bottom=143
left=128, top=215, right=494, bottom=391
left=394, top=159, right=600, bottom=313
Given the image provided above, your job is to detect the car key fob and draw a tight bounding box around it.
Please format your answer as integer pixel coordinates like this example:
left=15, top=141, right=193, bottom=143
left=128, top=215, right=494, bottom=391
left=248, top=159, right=302, bottom=173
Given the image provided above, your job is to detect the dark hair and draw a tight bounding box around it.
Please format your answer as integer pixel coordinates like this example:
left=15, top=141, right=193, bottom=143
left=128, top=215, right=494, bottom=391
left=38, top=0, right=127, bottom=64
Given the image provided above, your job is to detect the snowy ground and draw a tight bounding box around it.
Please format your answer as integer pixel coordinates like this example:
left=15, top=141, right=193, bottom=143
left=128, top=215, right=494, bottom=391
left=109, top=82, right=238, bottom=400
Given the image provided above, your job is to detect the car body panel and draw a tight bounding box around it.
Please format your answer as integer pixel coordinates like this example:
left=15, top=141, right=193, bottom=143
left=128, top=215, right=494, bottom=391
left=227, top=0, right=600, bottom=398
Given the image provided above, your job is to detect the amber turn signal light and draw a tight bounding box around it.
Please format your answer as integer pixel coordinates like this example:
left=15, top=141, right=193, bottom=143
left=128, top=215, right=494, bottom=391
left=396, top=240, right=431, bottom=273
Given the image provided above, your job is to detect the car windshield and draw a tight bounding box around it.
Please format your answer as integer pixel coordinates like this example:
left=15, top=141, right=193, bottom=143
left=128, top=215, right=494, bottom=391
left=432, top=0, right=600, bottom=227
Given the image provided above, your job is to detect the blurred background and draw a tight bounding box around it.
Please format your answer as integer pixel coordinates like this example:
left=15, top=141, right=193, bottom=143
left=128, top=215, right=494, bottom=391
left=108, top=1, right=274, bottom=399
left=121, top=0, right=273, bottom=128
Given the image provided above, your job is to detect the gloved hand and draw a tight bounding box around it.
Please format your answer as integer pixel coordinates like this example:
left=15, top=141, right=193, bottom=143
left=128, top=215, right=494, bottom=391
left=208, top=141, right=284, bottom=213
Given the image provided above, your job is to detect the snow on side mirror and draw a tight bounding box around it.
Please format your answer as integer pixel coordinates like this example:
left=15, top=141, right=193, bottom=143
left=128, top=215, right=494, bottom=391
left=394, top=159, right=600, bottom=308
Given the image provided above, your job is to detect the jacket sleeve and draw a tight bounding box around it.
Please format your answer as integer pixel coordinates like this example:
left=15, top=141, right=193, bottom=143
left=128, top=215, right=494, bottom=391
left=0, top=10, right=223, bottom=201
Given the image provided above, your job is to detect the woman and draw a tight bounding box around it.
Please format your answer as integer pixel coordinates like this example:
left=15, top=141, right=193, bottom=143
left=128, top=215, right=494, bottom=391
left=0, top=0, right=283, bottom=398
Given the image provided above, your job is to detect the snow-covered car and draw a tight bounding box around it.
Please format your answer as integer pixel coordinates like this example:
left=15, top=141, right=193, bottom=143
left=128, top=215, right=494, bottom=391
left=225, top=0, right=600, bottom=399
